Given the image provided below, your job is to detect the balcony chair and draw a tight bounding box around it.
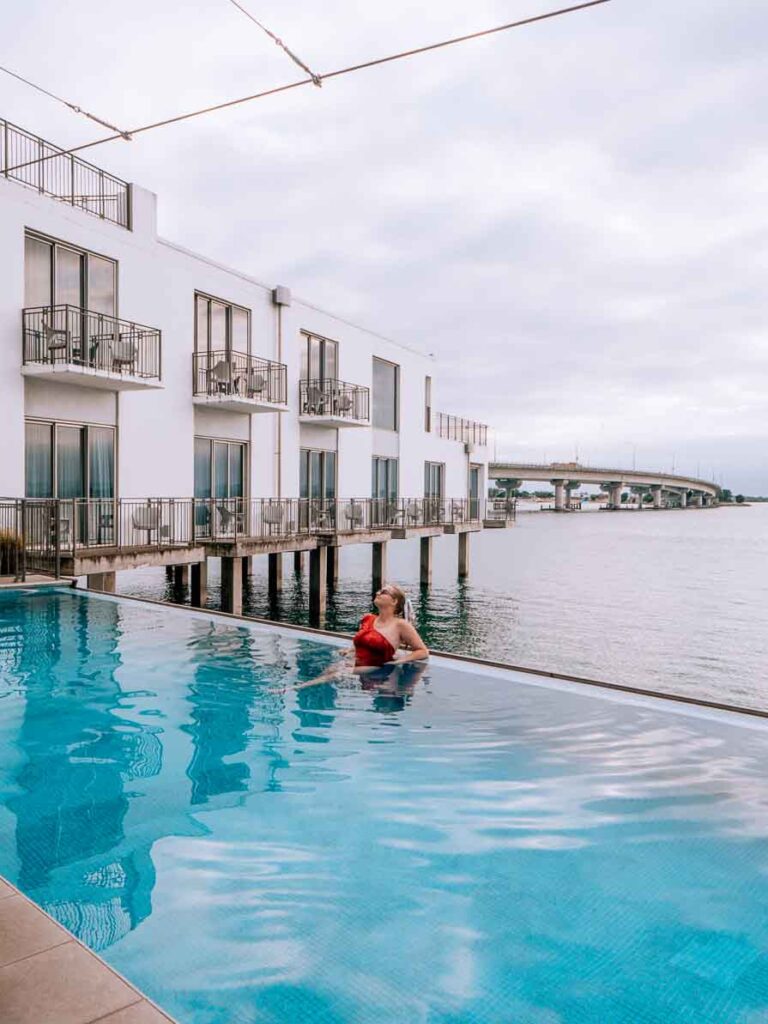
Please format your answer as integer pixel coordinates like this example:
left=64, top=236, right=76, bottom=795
left=131, top=506, right=165, bottom=544
left=450, top=500, right=466, bottom=523
left=335, top=393, right=354, bottom=416
left=40, top=318, right=71, bottom=363
left=343, top=501, right=364, bottom=531
left=404, top=501, right=423, bottom=527
left=216, top=502, right=244, bottom=536
left=305, top=384, right=326, bottom=415
left=209, top=360, right=234, bottom=395
left=248, top=371, right=267, bottom=398
left=262, top=504, right=286, bottom=535
left=111, top=337, right=138, bottom=375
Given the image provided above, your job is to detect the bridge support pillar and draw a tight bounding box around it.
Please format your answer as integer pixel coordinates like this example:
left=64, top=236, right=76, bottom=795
left=221, top=556, right=243, bottom=615
left=87, top=572, right=115, bottom=593
left=458, top=532, right=470, bottom=578
left=309, top=546, right=327, bottom=626
left=420, top=537, right=433, bottom=586
left=552, top=480, right=566, bottom=512
left=372, top=542, right=388, bottom=595
left=191, top=560, right=208, bottom=607
left=609, top=484, right=624, bottom=510
left=652, top=486, right=664, bottom=509
left=692, top=493, right=704, bottom=508
left=679, top=490, right=688, bottom=509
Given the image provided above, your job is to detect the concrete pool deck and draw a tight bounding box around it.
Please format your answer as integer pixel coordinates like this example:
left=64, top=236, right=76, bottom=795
left=0, top=877, right=177, bottom=1024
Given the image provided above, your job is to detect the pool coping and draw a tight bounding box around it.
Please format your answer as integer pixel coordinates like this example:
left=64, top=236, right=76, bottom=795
left=0, top=876, right=178, bottom=1024
left=37, top=582, right=768, bottom=725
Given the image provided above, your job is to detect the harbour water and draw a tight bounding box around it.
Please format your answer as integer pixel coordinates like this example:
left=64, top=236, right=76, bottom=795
left=117, top=504, right=768, bottom=711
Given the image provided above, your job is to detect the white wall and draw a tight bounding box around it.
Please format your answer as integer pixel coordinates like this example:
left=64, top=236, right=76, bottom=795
left=0, top=165, right=489, bottom=503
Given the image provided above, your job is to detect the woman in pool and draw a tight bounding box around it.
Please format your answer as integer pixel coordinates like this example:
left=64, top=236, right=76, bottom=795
left=294, top=583, right=428, bottom=689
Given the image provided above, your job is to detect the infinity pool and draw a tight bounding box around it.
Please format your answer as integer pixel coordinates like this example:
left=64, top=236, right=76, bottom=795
left=2, top=589, right=768, bottom=1023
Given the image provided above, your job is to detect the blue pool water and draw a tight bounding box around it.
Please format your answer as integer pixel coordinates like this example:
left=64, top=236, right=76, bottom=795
left=2, top=590, right=768, bottom=1023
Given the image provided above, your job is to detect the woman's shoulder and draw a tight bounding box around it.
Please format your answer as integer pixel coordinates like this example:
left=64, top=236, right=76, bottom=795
left=358, top=613, right=375, bottom=628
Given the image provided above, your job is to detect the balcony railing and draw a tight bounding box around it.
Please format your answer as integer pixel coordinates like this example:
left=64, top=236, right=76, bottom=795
left=483, top=497, right=517, bottom=523
left=1, top=116, right=130, bottom=228
left=23, top=305, right=161, bottom=381
left=193, top=350, right=287, bottom=405
left=299, top=378, right=370, bottom=422
left=435, top=413, right=488, bottom=447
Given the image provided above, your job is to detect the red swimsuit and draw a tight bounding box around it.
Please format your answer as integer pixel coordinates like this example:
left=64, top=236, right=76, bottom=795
left=353, top=614, right=396, bottom=667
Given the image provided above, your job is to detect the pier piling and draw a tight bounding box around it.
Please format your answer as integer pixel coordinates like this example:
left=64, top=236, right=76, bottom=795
left=221, top=556, right=243, bottom=615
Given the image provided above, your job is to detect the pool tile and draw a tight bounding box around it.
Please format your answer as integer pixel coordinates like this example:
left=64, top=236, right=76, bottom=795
left=0, top=895, right=70, bottom=967
left=0, top=940, right=139, bottom=1024
left=90, top=1001, right=176, bottom=1023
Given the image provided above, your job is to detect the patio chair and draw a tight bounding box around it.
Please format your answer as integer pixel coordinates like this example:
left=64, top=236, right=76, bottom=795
left=262, top=504, right=285, bottom=535
left=112, top=337, right=138, bottom=374
left=132, top=506, right=163, bottom=543
left=305, top=384, right=326, bottom=415
left=248, top=372, right=267, bottom=397
left=40, top=317, right=70, bottom=363
left=404, top=501, right=422, bottom=527
left=216, top=503, right=244, bottom=535
left=335, top=393, right=354, bottom=416
left=209, top=360, right=233, bottom=395
left=343, top=501, right=364, bottom=530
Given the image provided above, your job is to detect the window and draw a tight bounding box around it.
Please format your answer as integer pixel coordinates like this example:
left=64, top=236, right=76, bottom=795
left=195, top=294, right=251, bottom=358
left=193, top=438, right=247, bottom=499
left=24, top=233, right=116, bottom=314
left=372, top=457, right=398, bottom=500
left=424, top=376, right=432, bottom=432
left=469, top=464, right=482, bottom=518
left=299, top=449, right=337, bottom=499
left=424, top=462, right=445, bottom=500
left=300, top=333, right=338, bottom=382
left=24, top=420, right=115, bottom=499
left=372, top=358, right=399, bottom=431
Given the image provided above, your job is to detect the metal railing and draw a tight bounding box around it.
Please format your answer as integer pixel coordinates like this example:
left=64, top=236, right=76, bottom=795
left=1, top=116, right=130, bottom=228
left=0, top=498, right=62, bottom=579
left=299, top=378, right=370, bottom=422
left=23, top=306, right=161, bottom=381
left=483, top=497, right=518, bottom=522
left=56, top=499, right=195, bottom=553
left=435, top=413, right=488, bottom=447
left=193, top=350, right=287, bottom=404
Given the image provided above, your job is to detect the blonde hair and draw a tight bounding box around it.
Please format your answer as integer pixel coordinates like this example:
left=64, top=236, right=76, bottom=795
left=381, top=584, right=415, bottom=624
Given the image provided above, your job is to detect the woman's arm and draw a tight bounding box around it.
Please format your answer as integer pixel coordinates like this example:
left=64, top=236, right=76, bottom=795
left=395, top=621, right=429, bottom=662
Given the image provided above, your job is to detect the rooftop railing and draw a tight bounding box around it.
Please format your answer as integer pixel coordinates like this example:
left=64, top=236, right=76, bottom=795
left=1, top=116, right=130, bottom=228
left=23, top=305, right=161, bottom=381
left=299, top=378, right=370, bottom=422
left=193, top=350, right=287, bottom=405
left=436, top=413, right=488, bottom=447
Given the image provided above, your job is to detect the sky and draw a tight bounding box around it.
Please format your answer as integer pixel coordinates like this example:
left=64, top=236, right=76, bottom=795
left=2, top=0, right=767, bottom=492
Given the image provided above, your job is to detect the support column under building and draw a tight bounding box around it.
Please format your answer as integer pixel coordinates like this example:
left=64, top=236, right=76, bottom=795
left=326, top=546, right=339, bottom=591
left=420, top=536, right=433, bottom=587
left=191, top=561, right=208, bottom=607
left=309, top=547, right=328, bottom=626
left=86, top=572, right=115, bottom=593
left=221, top=556, right=243, bottom=615
left=268, top=553, right=283, bottom=599
left=458, top=532, right=470, bottom=579
left=241, top=556, right=252, bottom=585
left=165, top=566, right=174, bottom=581
left=372, top=541, right=388, bottom=594
left=174, top=564, right=189, bottom=587
left=293, top=551, right=305, bottom=574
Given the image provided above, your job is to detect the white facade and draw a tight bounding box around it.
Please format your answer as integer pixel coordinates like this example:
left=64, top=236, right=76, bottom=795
left=0, top=137, right=488, bottom=509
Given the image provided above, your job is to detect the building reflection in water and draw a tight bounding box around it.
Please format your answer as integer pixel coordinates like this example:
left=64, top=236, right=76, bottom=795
left=7, top=593, right=162, bottom=951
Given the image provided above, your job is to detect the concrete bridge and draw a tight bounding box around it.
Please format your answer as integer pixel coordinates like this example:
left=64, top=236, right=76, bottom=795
left=489, top=462, right=721, bottom=512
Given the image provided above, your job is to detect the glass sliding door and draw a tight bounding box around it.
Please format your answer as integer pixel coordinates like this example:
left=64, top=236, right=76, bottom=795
left=300, top=448, right=336, bottom=528
left=194, top=437, right=247, bottom=535
left=24, top=236, right=52, bottom=308
left=372, top=457, right=398, bottom=524
left=87, top=255, right=116, bottom=316
left=25, top=422, right=53, bottom=497
left=469, top=465, right=481, bottom=520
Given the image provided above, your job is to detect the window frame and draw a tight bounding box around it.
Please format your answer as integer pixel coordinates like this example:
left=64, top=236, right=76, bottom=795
left=24, top=230, right=118, bottom=316
left=424, top=461, right=445, bottom=500
left=300, top=331, right=339, bottom=383
left=193, top=435, right=249, bottom=500
left=372, top=356, right=400, bottom=432
left=299, top=447, right=337, bottom=500
left=194, top=291, right=252, bottom=360
left=24, top=417, right=116, bottom=499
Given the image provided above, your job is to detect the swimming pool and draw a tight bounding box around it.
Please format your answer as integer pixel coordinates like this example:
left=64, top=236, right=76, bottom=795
left=2, top=588, right=768, bottom=1023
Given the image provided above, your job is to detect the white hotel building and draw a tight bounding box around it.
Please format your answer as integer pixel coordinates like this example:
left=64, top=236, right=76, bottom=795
left=0, top=115, right=508, bottom=617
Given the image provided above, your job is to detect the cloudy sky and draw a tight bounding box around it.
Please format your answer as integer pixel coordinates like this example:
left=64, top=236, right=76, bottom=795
left=3, top=0, right=767, bottom=491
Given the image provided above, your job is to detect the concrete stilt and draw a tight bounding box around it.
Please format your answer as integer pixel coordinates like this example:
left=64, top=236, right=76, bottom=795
left=309, top=547, right=328, bottom=625
left=165, top=566, right=174, bottom=581
left=293, top=551, right=305, bottom=574
left=326, top=546, right=339, bottom=591
left=652, top=486, right=663, bottom=509
left=458, top=532, right=470, bottom=578
left=241, top=556, right=252, bottom=585
left=420, top=536, right=433, bottom=587
left=372, top=541, right=388, bottom=594
left=87, top=572, right=116, bottom=593
left=191, top=561, right=208, bottom=607
left=693, top=493, right=704, bottom=508
left=221, top=556, right=243, bottom=615
left=268, top=552, right=283, bottom=599
left=610, top=484, right=623, bottom=510
left=679, top=490, right=688, bottom=509
left=174, top=564, right=189, bottom=587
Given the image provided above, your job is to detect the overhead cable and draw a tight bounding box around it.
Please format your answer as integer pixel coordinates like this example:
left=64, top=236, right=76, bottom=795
left=0, top=63, right=132, bottom=139
left=224, top=0, right=322, bottom=86
left=4, top=0, right=611, bottom=174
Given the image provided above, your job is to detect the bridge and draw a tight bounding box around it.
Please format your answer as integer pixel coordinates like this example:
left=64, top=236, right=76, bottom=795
left=488, top=462, right=721, bottom=511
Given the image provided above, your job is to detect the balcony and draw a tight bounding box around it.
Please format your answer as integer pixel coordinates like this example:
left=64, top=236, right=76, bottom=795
left=22, top=306, right=162, bottom=390
left=1, top=116, right=130, bottom=229
left=436, top=413, right=488, bottom=447
left=193, top=350, right=287, bottom=413
left=299, top=378, right=370, bottom=427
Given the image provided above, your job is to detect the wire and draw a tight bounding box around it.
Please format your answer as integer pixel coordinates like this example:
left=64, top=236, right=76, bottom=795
left=224, top=0, right=322, bottom=86
left=4, top=0, right=611, bottom=173
left=0, top=63, right=132, bottom=139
